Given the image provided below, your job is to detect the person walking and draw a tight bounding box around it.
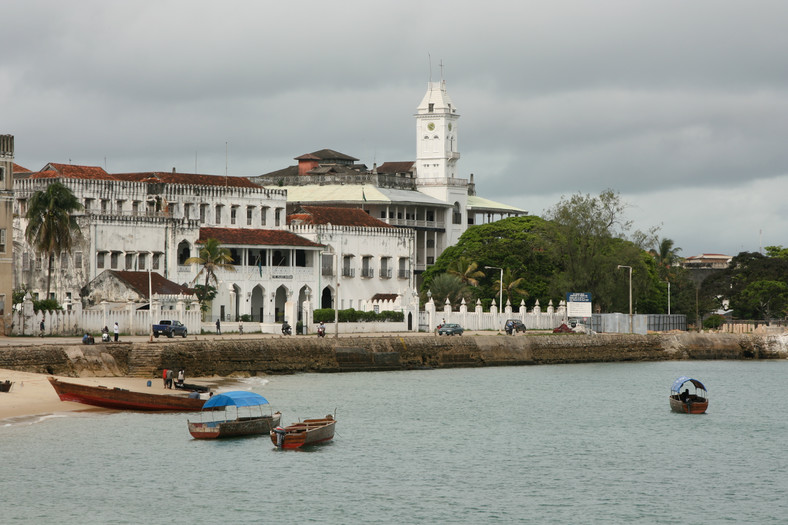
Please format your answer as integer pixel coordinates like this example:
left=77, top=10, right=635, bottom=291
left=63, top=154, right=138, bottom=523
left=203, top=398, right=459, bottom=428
left=39, top=318, right=45, bottom=337
left=215, top=318, right=221, bottom=335
left=162, top=369, right=168, bottom=388
left=166, top=369, right=173, bottom=389
left=113, top=321, right=119, bottom=342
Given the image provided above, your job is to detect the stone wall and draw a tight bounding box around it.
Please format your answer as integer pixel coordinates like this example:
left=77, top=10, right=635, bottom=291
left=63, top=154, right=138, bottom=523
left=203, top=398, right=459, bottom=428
left=1, top=333, right=785, bottom=378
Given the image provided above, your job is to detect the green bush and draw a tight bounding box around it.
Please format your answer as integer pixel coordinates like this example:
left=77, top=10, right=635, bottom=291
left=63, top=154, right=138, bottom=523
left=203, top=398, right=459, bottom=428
left=703, top=314, right=725, bottom=330
left=33, top=298, right=62, bottom=313
left=312, top=308, right=404, bottom=324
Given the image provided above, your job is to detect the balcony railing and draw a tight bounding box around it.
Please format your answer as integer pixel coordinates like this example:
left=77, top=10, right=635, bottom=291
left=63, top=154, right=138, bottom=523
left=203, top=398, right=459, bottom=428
left=361, top=268, right=374, bottom=278
left=342, top=267, right=355, bottom=278
left=398, top=269, right=410, bottom=279
left=380, top=268, right=392, bottom=279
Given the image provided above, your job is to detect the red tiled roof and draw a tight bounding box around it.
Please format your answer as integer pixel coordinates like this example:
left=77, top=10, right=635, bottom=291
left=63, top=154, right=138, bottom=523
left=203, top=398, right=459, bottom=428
left=41, top=163, right=117, bottom=180
left=198, top=227, right=323, bottom=247
left=294, top=149, right=358, bottom=162
left=376, top=161, right=414, bottom=174
left=13, top=163, right=31, bottom=173
left=288, top=206, right=392, bottom=228
left=111, top=271, right=192, bottom=299
left=114, top=172, right=261, bottom=188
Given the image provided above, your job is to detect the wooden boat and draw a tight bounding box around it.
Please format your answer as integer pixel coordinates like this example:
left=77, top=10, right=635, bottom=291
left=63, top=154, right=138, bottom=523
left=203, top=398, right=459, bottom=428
left=187, top=391, right=281, bottom=439
left=0, top=380, right=12, bottom=393
left=669, top=376, right=709, bottom=414
left=270, top=414, right=336, bottom=449
left=48, top=377, right=209, bottom=412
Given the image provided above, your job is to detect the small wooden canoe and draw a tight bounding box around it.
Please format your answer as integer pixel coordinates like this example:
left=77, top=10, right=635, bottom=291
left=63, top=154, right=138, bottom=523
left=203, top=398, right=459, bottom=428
left=669, top=376, right=708, bottom=414
left=270, top=415, right=336, bottom=449
left=48, top=377, right=208, bottom=412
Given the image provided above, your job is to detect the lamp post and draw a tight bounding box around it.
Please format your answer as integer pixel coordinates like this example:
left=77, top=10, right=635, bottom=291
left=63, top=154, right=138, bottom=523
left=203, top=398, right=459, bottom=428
left=667, top=280, right=671, bottom=316
left=485, top=266, right=503, bottom=317
left=617, top=265, right=632, bottom=333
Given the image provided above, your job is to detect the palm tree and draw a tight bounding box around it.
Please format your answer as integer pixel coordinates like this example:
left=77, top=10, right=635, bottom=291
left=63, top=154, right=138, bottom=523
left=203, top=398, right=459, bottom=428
left=496, top=268, right=529, bottom=304
left=24, top=181, right=83, bottom=298
left=652, top=237, right=681, bottom=268
left=424, top=273, right=471, bottom=308
left=184, top=238, right=235, bottom=287
left=447, top=256, right=485, bottom=287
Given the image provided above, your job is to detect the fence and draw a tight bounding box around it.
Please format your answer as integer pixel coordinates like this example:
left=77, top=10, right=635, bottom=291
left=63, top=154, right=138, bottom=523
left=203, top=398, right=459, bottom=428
left=11, top=295, right=202, bottom=336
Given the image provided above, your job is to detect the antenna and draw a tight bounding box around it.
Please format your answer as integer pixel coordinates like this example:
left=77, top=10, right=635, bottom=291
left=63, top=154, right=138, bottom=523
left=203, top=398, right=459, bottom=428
left=428, top=53, right=432, bottom=83
left=439, top=59, right=444, bottom=81
left=225, top=141, right=228, bottom=187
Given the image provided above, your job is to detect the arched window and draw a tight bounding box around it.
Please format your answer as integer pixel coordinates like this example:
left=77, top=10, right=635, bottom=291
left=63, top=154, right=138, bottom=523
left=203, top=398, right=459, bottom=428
left=452, top=202, right=462, bottom=225
left=177, top=241, right=191, bottom=265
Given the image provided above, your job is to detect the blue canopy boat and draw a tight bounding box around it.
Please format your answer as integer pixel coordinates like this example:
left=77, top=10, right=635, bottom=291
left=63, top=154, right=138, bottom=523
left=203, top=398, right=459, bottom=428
left=187, top=391, right=281, bottom=439
left=669, top=377, right=708, bottom=414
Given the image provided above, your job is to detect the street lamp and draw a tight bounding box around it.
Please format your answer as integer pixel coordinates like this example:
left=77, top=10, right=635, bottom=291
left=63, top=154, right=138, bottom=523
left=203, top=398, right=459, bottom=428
left=617, top=265, right=632, bottom=333
left=667, top=280, right=671, bottom=316
left=485, top=266, right=503, bottom=314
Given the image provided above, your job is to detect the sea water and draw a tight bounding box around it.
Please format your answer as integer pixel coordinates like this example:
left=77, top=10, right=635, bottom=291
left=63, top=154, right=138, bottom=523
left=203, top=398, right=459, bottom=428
left=2, top=360, right=787, bottom=524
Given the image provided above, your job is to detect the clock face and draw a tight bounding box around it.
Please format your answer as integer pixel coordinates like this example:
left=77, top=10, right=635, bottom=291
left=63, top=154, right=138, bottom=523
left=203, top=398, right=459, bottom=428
left=427, top=122, right=435, bottom=131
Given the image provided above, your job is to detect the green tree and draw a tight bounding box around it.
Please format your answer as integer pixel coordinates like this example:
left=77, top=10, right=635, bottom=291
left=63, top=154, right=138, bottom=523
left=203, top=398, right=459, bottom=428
left=764, top=245, right=788, bottom=259
left=422, top=216, right=563, bottom=308
left=24, top=181, right=83, bottom=298
left=652, top=237, right=681, bottom=272
left=738, top=280, right=788, bottom=320
left=447, top=256, right=485, bottom=287
left=192, top=284, right=218, bottom=313
left=545, top=189, right=657, bottom=312
left=424, top=273, right=470, bottom=309
left=702, top=251, right=788, bottom=320
left=495, top=268, right=528, bottom=305
left=184, top=238, right=234, bottom=287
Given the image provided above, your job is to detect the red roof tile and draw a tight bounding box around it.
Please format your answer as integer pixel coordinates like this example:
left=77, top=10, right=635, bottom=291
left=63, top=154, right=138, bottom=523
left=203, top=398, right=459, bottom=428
left=12, top=163, right=31, bottom=173
left=114, top=172, right=261, bottom=188
left=111, top=270, right=192, bottom=298
left=376, top=161, right=414, bottom=174
left=198, top=227, right=323, bottom=248
left=288, top=206, right=392, bottom=228
left=41, top=163, right=117, bottom=180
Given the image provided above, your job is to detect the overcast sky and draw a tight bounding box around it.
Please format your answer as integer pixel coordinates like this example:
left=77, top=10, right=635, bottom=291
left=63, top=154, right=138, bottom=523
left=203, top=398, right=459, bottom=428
left=4, top=0, right=787, bottom=257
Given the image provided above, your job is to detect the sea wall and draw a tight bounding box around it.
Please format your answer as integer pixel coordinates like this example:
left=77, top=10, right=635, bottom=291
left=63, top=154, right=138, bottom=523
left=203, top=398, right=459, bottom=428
left=0, top=333, right=786, bottom=378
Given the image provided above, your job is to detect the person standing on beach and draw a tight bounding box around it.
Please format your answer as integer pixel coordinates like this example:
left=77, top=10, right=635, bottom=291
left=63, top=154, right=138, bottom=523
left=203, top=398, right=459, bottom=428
left=166, top=369, right=173, bottom=389
left=113, top=322, right=119, bottom=342
left=162, top=369, right=168, bottom=388
left=177, top=369, right=185, bottom=387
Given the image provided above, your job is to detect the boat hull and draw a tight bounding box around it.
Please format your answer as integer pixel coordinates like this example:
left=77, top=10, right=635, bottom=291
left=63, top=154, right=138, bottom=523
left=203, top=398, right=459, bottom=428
left=270, top=416, right=336, bottom=449
left=188, top=413, right=281, bottom=439
left=48, top=377, right=207, bottom=412
left=669, top=395, right=708, bottom=414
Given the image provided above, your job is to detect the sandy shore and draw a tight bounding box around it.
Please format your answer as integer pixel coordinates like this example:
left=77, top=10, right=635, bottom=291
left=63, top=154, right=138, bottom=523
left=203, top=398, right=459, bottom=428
left=0, top=369, right=221, bottom=424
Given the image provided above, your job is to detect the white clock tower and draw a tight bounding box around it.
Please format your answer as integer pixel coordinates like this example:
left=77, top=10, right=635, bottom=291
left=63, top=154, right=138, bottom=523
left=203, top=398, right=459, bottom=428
left=415, top=79, right=460, bottom=183
left=414, top=79, right=469, bottom=248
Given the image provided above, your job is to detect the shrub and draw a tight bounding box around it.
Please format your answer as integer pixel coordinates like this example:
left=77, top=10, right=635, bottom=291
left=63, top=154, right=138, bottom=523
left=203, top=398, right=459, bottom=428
left=703, top=314, right=725, bottom=330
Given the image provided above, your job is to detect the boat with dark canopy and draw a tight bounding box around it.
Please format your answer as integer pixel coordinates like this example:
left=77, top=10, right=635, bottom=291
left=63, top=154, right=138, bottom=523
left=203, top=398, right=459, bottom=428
left=188, top=391, right=281, bottom=439
left=669, top=376, right=708, bottom=414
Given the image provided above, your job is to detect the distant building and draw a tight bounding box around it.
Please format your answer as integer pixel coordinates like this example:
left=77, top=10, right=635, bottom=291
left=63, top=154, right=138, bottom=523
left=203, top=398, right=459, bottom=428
left=681, top=253, right=733, bottom=285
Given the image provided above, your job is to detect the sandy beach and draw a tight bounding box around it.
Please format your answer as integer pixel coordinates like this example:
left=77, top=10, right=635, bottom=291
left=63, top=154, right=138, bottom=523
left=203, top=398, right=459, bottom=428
left=0, top=369, right=219, bottom=424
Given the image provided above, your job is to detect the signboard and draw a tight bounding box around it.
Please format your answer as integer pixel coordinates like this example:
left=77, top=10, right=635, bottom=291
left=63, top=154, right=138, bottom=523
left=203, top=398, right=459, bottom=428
left=566, top=292, right=592, bottom=318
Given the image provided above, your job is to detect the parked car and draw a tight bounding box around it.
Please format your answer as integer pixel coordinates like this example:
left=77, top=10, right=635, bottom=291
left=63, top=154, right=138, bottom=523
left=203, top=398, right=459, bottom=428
left=152, top=320, right=188, bottom=338
left=504, top=319, right=526, bottom=335
left=438, top=323, right=464, bottom=336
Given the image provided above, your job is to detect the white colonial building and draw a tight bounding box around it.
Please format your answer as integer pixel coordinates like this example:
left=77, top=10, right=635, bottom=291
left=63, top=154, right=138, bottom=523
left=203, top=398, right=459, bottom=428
left=10, top=78, right=524, bottom=334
